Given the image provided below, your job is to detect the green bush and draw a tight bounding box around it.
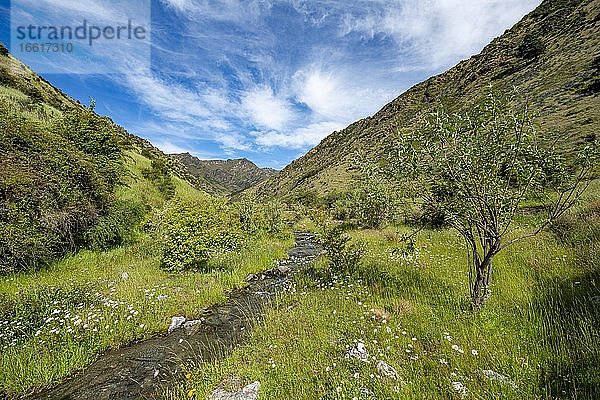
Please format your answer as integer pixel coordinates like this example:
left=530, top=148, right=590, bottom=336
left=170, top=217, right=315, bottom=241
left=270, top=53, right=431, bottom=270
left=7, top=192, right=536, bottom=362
left=319, top=225, right=364, bottom=276
left=148, top=198, right=244, bottom=272
left=0, top=103, right=124, bottom=274
left=142, top=158, right=175, bottom=199
left=234, top=200, right=286, bottom=235
left=83, top=200, right=146, bottom=250
left=518, top=33, right=545, bottom=59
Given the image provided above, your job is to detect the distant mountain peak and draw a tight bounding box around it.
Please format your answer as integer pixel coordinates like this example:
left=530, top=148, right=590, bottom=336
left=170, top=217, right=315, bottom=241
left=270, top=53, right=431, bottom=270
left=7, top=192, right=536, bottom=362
left=171, top=153, right=278, bottom=195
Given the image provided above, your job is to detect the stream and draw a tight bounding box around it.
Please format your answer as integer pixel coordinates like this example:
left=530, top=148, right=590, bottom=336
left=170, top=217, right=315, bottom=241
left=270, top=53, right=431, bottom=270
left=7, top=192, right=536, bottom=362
left=29, top=232, right=322, bottom=400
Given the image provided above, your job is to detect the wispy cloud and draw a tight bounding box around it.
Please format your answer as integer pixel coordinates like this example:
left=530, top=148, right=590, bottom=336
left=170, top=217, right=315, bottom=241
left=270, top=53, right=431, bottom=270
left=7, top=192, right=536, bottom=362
left=337, top=0, right=540, bottom=68
left=241, top=85, right=294, bottom=131
left=9, top=0, right=541, bottom=166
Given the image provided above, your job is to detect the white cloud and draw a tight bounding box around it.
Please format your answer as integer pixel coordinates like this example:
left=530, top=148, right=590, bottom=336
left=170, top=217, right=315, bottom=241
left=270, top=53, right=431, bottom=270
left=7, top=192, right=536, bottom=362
left=254, top=121, right=344, bottom=149
left=340, top=0, right=541, bottom=68
left=76, top=0, right=541, bottom=161
left=126, top=73, right=211, bottom=123
left=241, top=86, right=295, bottom=131
left=160, top=0, right=271, bottom=23
left=153, top=140, right=194, bottom=155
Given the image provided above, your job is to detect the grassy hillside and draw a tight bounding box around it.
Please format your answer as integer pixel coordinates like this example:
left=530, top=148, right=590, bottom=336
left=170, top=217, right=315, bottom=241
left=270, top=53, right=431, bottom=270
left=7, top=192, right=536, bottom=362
left=248, top=0, right=600, bottom=202
left=0, top=48, right=209, bottom=274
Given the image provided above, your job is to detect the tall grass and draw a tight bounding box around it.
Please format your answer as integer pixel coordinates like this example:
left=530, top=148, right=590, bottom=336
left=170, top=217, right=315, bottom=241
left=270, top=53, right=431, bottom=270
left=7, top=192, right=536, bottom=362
left=179, top=212, right=599, bottom=399
left=0, top=233, right=292, bottom=395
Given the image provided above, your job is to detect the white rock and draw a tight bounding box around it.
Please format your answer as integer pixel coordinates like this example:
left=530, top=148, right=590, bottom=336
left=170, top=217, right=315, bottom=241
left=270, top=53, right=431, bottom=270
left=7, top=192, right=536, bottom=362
left=376, top=360, right=399, bottom=380
left=452, top=381, right=468, bottom=398
left=168, top=316, right=186, bottom=334
left=183, top=320, right=201, bottom=330
left=209, top=381, right=260, bottom=400
left=346, top=342, right=369, bottom=362
left=482, top=370, right=518, bottom=389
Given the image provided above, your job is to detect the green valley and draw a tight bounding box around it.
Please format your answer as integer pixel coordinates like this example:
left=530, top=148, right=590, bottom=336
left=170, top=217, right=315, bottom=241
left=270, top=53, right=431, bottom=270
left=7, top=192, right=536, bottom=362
left=1, top=0, right=599, bottom=399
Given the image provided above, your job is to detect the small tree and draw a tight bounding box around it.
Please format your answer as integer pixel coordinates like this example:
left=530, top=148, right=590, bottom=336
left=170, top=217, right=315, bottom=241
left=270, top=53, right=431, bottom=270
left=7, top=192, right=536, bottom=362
left=0, top=42, right=9, bottom=57
left=392, top=90, right=598, bottom=307
left=345, top=156, right=395, bottom=228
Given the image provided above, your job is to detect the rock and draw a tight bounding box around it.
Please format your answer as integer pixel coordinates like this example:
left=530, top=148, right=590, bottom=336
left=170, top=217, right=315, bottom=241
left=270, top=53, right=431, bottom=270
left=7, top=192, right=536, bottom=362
left=168, top=316, right=186, bottom=334
left=209, top=381, right=260, bottom=400
left=120, top=272, right=129, bottom=280
left=452, top=381, right=468, bottom=398
left=346, top=342, right=369, bottom=362
left=376, top=360, right=399, bottom=380
left=277, top=264, right=291, bottom=275
left=183, top=320, right=201, bottom=330
left=482, top=370, right=518, bottom=389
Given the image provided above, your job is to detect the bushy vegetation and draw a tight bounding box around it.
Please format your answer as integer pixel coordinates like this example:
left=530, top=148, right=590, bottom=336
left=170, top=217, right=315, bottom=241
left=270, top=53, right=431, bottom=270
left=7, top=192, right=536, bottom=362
left=142, top=158, right=176, bottom=199
left=234, top=199, right=287, bottom=235
left=390, top=90, right=598, bottom=306
left=319, top=225, right=364, bottom=277
left=147, top=198, right=245, bottom=272
left=518, top=32, right=545, bottom=59
left=0, top=43, right=8, bottom=57
left=0, top=102, right=125, bottom=274
left=83, top=200, right=146, bottom=250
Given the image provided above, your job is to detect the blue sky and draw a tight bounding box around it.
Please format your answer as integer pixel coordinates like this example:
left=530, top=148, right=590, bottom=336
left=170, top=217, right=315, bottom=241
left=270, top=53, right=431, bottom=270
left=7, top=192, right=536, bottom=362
left=0, top=0, right=540, bottom=168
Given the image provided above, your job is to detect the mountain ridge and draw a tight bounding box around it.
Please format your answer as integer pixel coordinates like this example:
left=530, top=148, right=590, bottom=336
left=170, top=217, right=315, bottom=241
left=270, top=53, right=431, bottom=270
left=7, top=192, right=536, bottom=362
left=171, top=152, right=278, bottom=195
left=246, top=0, right=600, bottom=202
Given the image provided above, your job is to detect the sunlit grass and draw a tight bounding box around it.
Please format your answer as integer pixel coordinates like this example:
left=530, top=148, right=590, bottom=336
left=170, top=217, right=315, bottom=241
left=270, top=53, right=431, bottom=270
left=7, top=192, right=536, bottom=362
left=178, top=221, right=599, bottom=399
left=0, top=232, right=292, bottom=395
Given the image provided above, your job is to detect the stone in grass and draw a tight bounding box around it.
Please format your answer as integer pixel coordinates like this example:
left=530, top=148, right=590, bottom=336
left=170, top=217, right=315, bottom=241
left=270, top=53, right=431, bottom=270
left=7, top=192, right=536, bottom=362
left=452, top=381, right=468, bottom=399
left=209, top=381, right=260, bottom=400
left=346, top=342, right=369, bottom=362
left=482, top=370, right=518, bottom=389
left=376, top=360, right=399, bottom=380
left=168, top=316, right=186, bottom=334
left=277, top=264, right=291, bottom=275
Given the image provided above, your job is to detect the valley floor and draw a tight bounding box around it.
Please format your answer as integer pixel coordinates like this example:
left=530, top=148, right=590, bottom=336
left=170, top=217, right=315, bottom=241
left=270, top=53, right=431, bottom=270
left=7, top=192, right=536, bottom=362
left=0, top=233, right=292, bottom=396
left=1, top=217, right=599, bottom=399
left=175, top=224, right=599, bottom=400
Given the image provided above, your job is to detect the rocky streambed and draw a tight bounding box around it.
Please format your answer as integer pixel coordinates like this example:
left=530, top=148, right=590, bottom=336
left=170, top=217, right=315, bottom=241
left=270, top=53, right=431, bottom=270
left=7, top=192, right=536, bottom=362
left=29, top=232, right=322, bottom=400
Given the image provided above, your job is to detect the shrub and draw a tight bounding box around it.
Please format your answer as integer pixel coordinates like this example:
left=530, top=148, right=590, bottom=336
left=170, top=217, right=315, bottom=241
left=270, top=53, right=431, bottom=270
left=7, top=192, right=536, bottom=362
left=319, top=225, right=364, bottom=276
left=0, top=42, right=8, bottom=57
left=0, top=103, right=124, bottom=273
left=234, top=200, right=286, bottom=235
left=517, top=33, right=545, bottom=59
left=83, top=200, right=146, bottom=250
left=142, top=158, right=176, bottom=199
left=148, top=198, right=244, bottom=272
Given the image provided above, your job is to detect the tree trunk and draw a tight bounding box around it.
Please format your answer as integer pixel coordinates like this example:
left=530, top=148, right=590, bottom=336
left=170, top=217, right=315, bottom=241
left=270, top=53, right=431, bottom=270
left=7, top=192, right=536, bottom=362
left=472, top=259, right=489, bottom=307
left=471, top=250, right=497, bottom=307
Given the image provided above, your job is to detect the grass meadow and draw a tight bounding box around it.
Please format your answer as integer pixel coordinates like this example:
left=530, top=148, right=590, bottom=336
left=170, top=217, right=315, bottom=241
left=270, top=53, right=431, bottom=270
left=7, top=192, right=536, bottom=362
left=176, top=206, right=599, bottom=399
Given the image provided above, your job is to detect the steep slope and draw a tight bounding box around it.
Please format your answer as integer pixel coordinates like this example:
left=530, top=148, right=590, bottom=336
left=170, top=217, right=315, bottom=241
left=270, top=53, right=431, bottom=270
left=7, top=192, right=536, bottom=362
left=0, top=46, right=204, bottom=273
left=249, top=0, right=600, bottom=201
left=172, top=153, right=278, bottom=195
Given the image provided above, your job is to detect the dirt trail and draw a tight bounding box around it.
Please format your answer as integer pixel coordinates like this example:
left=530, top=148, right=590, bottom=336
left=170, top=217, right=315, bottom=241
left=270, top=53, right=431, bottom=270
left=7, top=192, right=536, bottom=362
left=30, top=232, right=322, bottom=400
